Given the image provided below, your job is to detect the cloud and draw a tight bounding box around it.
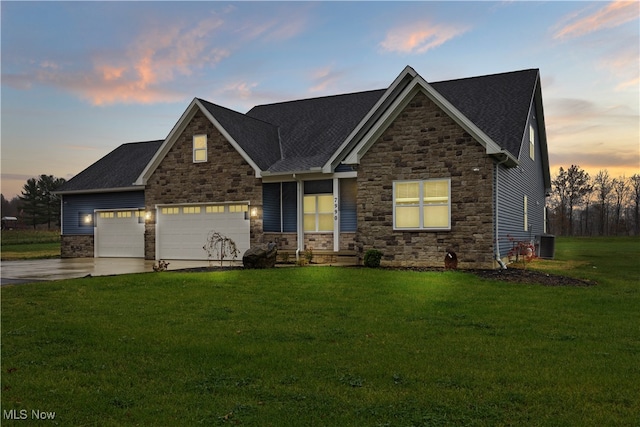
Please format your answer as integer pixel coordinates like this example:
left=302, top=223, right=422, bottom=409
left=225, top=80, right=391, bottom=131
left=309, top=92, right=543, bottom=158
left=308, top=66, right=347, bottom=93
left=553, top=0, right=640, bottom=40
left=6, top=14, right=230, bottom=106
left=380, top=21, right=469, bottom=54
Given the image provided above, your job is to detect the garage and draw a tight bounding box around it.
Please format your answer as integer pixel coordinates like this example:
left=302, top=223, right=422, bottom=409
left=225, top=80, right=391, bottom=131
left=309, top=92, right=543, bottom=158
left=156, top=204, right=250, bottom=260
left=95, top=210, right=145, bottom=258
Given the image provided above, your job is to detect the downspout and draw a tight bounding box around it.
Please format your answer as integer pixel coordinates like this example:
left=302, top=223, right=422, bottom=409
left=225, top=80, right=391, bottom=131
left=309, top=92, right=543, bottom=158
left=494, top=154, right=509, bottom=269
left=294, top=174, right=303, bottom=263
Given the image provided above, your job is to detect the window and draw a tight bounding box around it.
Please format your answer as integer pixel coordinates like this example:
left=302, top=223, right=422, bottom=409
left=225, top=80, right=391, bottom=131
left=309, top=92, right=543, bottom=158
left=304, top=194, right=334, bottom=232
left=99, top=212, right=114, bottom=219
left=183, top=206, right=201, bottom=214
left=161, top=207, right=180, bottom=215
left=529, top=125, right=535, bottom=160
left=393, top=179, right=450, bottom=230
left=523, top=195, right=528, bottom=231
left=206, top=205, right=224, bottom=214
left=116, top=211, right=132, bottom=218
left=229, top=204, right=248, bottom=213
left=193, top=135, right=207, bottom=163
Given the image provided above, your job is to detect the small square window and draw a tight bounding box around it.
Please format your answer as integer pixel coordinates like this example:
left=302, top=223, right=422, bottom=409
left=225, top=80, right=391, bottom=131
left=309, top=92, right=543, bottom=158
left=206, top=205, right=224, bottom=213
left=183, top=206, right=201, bottom=214
left=229, top=204, right=248, bottom=213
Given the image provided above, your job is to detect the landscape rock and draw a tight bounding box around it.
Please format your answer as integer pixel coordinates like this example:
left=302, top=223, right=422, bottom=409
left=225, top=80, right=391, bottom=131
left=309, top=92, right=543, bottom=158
left=243, top=243, right=277, bottom=269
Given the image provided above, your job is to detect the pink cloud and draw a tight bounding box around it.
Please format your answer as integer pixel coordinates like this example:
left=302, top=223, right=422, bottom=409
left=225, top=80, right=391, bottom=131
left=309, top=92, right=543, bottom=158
left=554, top=0, right=640, bottom=39
left=17, top=16, right=230, bottom=106
left=308, top=66, right=346, bottom=93
left=380, top=21, right=469, bottom=54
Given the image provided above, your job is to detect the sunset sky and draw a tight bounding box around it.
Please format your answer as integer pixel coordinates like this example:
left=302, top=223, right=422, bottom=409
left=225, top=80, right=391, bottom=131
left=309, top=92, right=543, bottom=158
left=2, top=1, right=638, bottom=199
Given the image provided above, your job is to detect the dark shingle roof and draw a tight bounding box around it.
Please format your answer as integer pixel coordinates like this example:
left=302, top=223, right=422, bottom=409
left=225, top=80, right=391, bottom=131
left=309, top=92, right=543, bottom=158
left=57, top=140, right=163, bottom=193
left=247, top=89, right=386, bottom=172
left=197, top=98, right=281, bottom=170
left=432, top=69, right=539, bottom=158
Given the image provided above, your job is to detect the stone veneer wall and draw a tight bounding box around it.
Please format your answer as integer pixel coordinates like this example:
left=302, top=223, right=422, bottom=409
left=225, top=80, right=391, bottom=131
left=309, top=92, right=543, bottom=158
left=356, top=91, right=495, bottom=268
left=144, top=109, right=264, bottom=260
left=61, top=235, right=94, bottom=258
left=263, top=232, right=357, bottom=252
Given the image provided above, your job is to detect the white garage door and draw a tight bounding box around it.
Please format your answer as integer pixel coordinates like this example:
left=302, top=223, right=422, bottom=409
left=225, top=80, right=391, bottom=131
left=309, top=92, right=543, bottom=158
left=95, top=210, right=145, bottom=258
left=156, top=204, right=250, bottom=260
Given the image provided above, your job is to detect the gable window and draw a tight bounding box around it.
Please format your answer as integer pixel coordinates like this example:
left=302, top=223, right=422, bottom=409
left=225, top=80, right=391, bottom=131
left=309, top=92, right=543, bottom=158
left=529, top=125, right=535, bottom=160
left=193, top=134, right=207, bottom=163
left=393, top=179, right=451, bottom=230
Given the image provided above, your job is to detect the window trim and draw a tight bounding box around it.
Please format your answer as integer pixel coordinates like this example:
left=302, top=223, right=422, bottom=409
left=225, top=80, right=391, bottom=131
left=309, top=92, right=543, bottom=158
left=304, top=194, right=334, bottom=233
left=193, top=134, right=207, bottom=163
left=529, top=125, right=535, bottom=161
left=393, top=179, right=451, bottom=231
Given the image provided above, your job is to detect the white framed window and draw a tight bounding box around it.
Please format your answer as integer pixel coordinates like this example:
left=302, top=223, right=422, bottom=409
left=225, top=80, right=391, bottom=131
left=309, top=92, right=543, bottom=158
left=161, top=207, right=180, bottom=215
left=229, top=204, right=248, bottom=213
left=116, top=211, right=132, bottom=218
left=193, top=134, right=207, bottom=163
left=206, top=205, right=224, bottom=214
left=304, top=194, right=334, bottom=232
left=99, top=212, right=114, bottom=219
left=529, top=125, right=535, bottom=160
left=183, top=206, right=201, bottom=214
left=393, top=179, right=451, bottom=230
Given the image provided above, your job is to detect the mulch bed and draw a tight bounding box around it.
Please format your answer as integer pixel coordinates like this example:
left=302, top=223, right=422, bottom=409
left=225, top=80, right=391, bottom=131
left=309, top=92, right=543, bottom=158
left=173, top=264, right=595, bottom=287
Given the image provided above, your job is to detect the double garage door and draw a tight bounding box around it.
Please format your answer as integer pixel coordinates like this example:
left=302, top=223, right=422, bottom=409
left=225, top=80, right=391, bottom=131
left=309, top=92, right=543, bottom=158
left=95, top=204, right=250, bottom=260
left=156, top=204, right=250, bottom=260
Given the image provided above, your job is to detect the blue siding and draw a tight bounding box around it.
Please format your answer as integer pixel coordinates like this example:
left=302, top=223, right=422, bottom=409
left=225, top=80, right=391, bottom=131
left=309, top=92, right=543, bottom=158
left=282, top=182, right=297, bottom=232
left=263, top=183, right=281, bottom=232
left=496, top=103, right=547, bottom=258
left=263, top=182, right=297, bottom=232
left=340, top=178, right=357, bottom=232
left=62, top=191, right=145, bottom=235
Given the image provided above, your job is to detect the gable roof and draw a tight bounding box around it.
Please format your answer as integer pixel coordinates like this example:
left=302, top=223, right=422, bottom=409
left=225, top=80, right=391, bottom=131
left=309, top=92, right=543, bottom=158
left=431, top=69, right=539, bottom=159
left=247, top=89, right=386, bottom=173
left=57, top=140, right=163, bottom=194
left=71, top=66, right=547, bottom=192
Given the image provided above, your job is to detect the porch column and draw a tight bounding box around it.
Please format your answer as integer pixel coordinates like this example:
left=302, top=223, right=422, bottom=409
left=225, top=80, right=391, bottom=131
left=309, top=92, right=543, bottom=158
left=333, top=178, right=339, bottom=252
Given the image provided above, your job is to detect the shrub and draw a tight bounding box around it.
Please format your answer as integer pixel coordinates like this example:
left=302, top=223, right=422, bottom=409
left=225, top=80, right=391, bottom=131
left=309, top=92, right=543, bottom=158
left=363, top=249, right=383, bottom=268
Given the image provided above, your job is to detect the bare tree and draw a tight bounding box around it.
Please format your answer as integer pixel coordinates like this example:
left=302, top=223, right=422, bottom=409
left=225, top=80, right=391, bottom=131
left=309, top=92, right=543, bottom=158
left=593, top=170, right=613, bottom=235
left=630, top=174, right=640, bottom=236
left=551, top=165, right=591, bottom=236
left=612, top=176, right=629, bottom=235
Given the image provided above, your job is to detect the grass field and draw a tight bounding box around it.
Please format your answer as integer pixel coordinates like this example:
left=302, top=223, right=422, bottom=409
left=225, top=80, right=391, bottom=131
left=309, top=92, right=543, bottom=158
left=0, top=230, right=60, bottom=260
left=1, top=237, right=639, bottom=426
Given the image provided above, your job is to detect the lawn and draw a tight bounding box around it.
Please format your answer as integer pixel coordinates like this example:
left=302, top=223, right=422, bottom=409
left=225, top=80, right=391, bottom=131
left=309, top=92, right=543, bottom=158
left=1, top=238, right=639, bottom=426
left=1, top=230, right=60, bottom=260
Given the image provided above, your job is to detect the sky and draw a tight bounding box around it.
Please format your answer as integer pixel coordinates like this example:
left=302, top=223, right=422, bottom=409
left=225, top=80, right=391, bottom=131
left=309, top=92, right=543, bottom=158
left=1, top=1, right=639, bottom=199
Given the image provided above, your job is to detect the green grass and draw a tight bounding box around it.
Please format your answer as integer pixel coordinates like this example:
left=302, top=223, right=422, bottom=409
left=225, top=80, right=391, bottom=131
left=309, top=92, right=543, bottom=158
left=1, top=230, right=60, bottom=260
left=2, top=238, right=639, bottom=426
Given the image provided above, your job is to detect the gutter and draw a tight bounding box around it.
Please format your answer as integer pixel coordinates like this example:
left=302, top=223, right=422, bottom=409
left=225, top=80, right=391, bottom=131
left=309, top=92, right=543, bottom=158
left=54, top=185, right=146, bottom=196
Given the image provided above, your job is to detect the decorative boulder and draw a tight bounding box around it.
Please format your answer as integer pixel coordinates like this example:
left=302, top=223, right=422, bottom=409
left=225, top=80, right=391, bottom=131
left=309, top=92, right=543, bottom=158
left=243, top=243, right=278, bottom=269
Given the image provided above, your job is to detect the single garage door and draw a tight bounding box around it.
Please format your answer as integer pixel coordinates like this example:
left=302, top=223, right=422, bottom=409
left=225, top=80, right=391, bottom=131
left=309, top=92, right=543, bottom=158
left=156, top=204, right=250, bottom=260
left=95, top=210, right=145, bottom=258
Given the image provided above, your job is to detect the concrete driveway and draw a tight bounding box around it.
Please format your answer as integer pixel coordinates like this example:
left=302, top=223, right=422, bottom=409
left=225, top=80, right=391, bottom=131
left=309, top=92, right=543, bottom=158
left=0, top=258, right=218, bottom=285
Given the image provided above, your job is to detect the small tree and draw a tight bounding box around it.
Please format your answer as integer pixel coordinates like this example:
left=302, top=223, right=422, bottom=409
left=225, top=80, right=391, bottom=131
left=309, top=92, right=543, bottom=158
left=203, top=230, right=240, bottom=267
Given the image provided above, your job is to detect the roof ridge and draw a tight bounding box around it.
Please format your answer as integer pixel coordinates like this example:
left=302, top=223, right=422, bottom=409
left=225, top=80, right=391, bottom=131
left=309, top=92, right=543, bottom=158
left=432, top=68, right=539, bottom=85
left=250, top=88, right=387, bottom=109
left=197, top=97, right=280, bottom=128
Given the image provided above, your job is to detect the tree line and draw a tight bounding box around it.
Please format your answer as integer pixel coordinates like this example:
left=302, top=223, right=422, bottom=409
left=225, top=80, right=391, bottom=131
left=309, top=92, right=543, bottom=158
left=1, top=175, right=66, bottom=229
left=548, top=165, right=640, bottom=237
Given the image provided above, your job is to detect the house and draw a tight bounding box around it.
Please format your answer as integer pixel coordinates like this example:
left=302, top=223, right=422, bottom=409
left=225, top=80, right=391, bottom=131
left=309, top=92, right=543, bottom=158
left=57, top=66, right=551, bottom=268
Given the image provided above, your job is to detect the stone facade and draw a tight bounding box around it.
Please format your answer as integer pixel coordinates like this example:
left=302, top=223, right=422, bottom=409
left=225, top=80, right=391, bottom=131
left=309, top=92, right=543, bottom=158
left=355, top=91, right=495, bottom=268
left=61, top=235, right=94, bottom=258
left=144, top=109, right=264, bottom=260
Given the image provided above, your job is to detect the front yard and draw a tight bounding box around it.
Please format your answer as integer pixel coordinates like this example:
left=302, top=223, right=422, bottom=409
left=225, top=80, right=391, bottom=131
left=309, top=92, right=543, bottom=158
left=1, top=238, right=639, bottom=426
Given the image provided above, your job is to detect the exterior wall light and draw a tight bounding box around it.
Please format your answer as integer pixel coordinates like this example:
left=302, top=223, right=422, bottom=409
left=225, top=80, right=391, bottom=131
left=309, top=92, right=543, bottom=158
left=250, top=207, right=258, bottom=218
